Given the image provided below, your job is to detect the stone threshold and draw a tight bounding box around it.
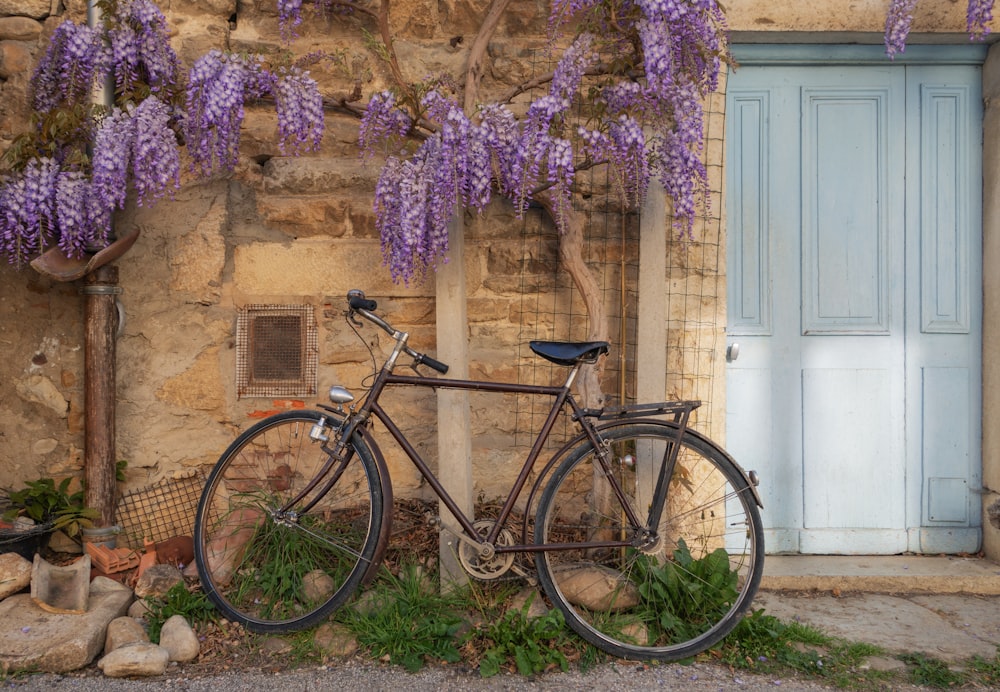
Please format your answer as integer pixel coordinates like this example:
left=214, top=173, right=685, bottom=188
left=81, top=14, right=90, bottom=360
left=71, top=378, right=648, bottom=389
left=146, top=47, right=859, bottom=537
left=761, top=554, right=1000, bottom=595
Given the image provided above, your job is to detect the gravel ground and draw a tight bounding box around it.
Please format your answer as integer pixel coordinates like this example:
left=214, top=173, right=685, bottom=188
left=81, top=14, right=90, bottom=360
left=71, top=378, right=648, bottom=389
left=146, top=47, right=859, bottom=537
left=4, top=659, right=928, bottom=692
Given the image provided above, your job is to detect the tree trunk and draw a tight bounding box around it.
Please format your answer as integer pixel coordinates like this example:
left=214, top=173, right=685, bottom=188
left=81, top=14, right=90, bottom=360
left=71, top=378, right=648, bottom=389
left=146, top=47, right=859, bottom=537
left=538, top=195, right=608, bottom=409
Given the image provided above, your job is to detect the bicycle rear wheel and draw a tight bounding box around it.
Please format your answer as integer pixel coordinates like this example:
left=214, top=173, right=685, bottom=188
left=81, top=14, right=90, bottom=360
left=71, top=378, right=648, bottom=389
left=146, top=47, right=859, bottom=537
left=534, top=422, right=763, bottom=661
left=195, top=410, right=383, bottom=632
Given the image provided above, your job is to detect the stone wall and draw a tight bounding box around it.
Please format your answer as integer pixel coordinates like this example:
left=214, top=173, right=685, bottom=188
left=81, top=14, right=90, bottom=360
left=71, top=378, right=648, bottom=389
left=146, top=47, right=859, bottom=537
left=0, top=0, right=697, bottom=504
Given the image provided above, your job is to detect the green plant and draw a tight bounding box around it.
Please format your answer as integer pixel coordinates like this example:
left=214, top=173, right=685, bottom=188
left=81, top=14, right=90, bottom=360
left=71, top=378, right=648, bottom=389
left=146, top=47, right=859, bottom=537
left=632, top=539, right=740, bottom=645
left=3, top=477, right=99, bottom=538
left=342, top=563, right=464, bottom=672
left=717, top=609, right=891, bottom=689
left=473, top=595, right=571, bottom=678
left=144, top=582, right=216, bottom=643
left=901, top=652, right=965, bottom=688
left=964, top=650, right=1000, bottom=687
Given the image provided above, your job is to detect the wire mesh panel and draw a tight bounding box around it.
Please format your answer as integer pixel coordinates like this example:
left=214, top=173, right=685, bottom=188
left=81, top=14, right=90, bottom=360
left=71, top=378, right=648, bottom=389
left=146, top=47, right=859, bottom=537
left=115, top=471, right=206, bottom=549
left=510, top=50, right=726, bottom=444
left=236, top=304, right=318, bottom=398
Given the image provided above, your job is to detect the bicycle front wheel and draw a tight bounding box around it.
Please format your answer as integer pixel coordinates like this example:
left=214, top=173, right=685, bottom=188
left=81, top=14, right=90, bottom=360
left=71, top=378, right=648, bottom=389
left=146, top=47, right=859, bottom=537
left=195, top=410, right=383, bottom=632
left=534, top=422, right=763, bottom=661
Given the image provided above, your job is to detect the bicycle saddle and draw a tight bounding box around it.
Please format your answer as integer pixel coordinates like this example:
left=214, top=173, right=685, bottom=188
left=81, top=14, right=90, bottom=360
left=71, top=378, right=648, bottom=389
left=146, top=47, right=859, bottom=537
left=529, top=340, right=610, bottom=366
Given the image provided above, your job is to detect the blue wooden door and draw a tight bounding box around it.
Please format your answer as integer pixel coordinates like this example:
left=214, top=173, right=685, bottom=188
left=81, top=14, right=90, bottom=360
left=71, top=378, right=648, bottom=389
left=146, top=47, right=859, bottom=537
left=725, top=46, right=983, bottom=554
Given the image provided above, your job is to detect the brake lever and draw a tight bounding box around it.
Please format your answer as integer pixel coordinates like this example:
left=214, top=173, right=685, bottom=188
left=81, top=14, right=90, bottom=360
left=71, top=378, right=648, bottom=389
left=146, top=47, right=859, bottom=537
left=345, top=310, right=364, bottom=328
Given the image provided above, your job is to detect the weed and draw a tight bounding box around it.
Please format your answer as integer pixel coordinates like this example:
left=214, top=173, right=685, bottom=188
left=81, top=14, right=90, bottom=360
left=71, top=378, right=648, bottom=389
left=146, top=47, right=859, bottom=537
left=630, top=539, right=740, bottom=647
left=901, top=652, right=965, bottom=688
left=964, top=650, right=1000, bottom=687
left=342, top=563, right=465, bottom=672
left=144, top=582, right=216, bottom=643
left=717, top=609, right=892, bottom=689
left=471, top=594, right=571, bottom=677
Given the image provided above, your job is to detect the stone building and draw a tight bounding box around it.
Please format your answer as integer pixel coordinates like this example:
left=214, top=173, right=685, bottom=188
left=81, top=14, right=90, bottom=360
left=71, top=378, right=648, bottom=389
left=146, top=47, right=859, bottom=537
left=0, top=0, right=998, bottom=560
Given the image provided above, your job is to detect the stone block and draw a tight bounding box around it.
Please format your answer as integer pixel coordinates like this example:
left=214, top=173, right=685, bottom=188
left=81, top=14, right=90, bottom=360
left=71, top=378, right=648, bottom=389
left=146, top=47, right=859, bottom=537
left=0, top=553, right=32, bottom=600
left=133, top=564, right=184, bottom=599
left=0, top=0, right=48, bottom=19
left=0, top=576, right=133, bottom=673
left=0, top=16, right=42, bottom=41
left=30, top=554, right=90, bottom=614
left=97, top=641, right=170, bottom=677
left=158, top=615, right=199, bottom=662
left=104, top=616, right=148, bottom=653
left=0, top=40, right=30, bottom=79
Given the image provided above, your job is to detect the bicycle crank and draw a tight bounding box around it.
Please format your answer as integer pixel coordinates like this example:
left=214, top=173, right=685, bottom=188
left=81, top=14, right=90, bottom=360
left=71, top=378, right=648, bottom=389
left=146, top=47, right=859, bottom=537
left=455, top=520, right=516, bottom=580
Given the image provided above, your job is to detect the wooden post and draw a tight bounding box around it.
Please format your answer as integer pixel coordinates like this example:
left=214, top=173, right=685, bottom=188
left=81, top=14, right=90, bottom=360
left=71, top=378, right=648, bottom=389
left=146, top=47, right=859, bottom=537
left=82, top=265, right=120, bottom=527
left=436, top=216, right=473, bottom=590
left=637, top=182, right=668, bottom=404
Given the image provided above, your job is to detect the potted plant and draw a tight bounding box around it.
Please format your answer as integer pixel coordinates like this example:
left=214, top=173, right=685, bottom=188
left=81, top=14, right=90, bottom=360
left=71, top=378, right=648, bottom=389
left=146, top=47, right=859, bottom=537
left=1, top=477, right=100, bottom=558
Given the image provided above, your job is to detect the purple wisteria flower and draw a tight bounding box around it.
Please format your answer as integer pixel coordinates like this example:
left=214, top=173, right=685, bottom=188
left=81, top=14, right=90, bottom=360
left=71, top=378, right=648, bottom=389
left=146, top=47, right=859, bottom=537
left=968, top=0, right=995, bottom=38
left=359, top=91, right=412, bottom=160
left=30, top=22, right=105, bottom=112
left=885, top=0, right=918, bottom=58
left=274, top=68, right=325, bottom=155
left=185, top=51, right=323, bottom=174
left=363, top=0, right=731, bottom=281
left=108, top=0, right=179, bottom=94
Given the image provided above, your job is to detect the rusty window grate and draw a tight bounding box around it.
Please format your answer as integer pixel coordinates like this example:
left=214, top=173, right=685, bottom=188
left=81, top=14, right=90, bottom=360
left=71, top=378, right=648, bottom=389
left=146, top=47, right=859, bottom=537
left=236, top=304, right=317, bottom=398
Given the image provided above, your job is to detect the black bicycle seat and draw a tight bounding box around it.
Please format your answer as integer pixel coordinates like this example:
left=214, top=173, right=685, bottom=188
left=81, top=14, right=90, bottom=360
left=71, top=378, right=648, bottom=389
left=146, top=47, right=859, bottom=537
left=529, top=341, right=610, bottom=366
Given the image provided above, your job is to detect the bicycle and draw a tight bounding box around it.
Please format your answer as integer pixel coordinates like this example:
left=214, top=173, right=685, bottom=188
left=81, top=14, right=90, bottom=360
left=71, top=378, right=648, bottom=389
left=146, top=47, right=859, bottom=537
left=194, top=289, right=764, bottom=662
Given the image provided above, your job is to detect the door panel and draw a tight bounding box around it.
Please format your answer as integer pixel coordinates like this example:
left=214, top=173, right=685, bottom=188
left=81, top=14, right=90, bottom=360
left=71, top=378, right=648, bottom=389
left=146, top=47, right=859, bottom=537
left=725, top=47, right=982, bottom=555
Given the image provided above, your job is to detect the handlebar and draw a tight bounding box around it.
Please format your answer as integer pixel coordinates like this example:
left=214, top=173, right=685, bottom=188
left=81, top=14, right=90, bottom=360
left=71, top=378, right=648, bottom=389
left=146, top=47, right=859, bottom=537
left=346, top=290, right=449, bottom=374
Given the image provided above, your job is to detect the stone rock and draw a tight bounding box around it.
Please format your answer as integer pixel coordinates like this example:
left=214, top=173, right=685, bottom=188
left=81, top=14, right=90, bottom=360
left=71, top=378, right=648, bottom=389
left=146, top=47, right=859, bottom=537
left=0, top=576, right=133, bottom=673
left=0, top=553, right=32, bottom=600
left=0, top=0, right=48, bottom=19
left=158, top=614, right=199, bottom=662
left=128, top=599, right=152, bottom=619
left=313, top=622, right=358, bottom=658
left=0, top=40, right=30, bottom=80
left=0, top=16, right=42, bottom=41
left=506, top=588, right=549, bottom=619
left=351, top=589, right=380, bottom=616
left=97, top=642, right=170, bottom=677
left=14, top=374, right=68, bottom=418
left=556, top=565, right=640, bottom=611
left=46, top=530, right=82, bottom=555
left=258, top=635, right=293, bottom=656
left=133, top=564, right=184, bottom=599
left=105, top=616, right=148, bottom=653
left=302, top=569, right=335, bottom=603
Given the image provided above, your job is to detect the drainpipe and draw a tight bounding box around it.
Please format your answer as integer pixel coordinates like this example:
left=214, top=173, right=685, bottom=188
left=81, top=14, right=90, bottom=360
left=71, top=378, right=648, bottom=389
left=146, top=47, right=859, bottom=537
left=83, top=0, right=119, bottom=528
left=82, top=268, right=121, bottom=527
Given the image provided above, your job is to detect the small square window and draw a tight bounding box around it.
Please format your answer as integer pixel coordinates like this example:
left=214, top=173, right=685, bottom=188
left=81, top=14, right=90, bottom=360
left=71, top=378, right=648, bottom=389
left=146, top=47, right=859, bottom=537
left=236, top=305, right=317, bottom=398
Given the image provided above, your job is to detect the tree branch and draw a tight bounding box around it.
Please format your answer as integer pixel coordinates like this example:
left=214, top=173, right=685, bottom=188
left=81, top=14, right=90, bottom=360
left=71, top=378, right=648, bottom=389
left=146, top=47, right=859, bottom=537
left=463, top=0, right=514, bottom=113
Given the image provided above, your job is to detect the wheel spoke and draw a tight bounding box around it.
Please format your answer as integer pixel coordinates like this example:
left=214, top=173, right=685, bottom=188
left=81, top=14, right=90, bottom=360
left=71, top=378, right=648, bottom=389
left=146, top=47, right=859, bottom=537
left=195, top=411, right=383, bottom=632
left=534, top=422, right=763, bottom=661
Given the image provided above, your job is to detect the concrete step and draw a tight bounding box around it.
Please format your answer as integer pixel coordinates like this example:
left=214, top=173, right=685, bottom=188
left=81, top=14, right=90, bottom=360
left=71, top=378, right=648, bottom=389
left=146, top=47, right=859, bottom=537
left=761, top=554, right=1000, bottom=594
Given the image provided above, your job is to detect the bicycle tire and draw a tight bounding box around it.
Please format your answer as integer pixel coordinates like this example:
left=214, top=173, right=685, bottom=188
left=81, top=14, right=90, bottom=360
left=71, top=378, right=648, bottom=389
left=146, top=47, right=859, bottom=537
left=534, top=421, right=763, bottom=661
left=194, top=410, right=384, bottom=632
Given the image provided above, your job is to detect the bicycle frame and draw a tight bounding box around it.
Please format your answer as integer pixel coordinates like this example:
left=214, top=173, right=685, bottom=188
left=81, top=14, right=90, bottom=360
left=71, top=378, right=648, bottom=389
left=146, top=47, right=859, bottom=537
left=280, top=308, right=702, bottom=560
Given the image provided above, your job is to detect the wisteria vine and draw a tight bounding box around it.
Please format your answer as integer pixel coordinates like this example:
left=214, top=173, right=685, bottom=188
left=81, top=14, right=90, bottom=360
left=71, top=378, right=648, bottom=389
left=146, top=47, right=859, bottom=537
left=0, top=0, right=325, bottom=267
left=361, top=1, right=729, bottom=283
left=886, top=0, right=994, bottom=57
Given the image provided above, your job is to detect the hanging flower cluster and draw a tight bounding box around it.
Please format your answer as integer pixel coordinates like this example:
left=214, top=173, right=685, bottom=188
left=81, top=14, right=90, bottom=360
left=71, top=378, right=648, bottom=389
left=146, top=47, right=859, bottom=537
left=886, top=0, right=994, bottom=57
left=1, top=0, right=182, bottom=266
left=362, top=32, right=606, bottom=283
left=361, top=0, right=728, bottom=282
left=0, top=0, right=325, bottom=267
left=184, top=51, right=275, bottom=174
left=184, top=51, right=326, bottom=174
